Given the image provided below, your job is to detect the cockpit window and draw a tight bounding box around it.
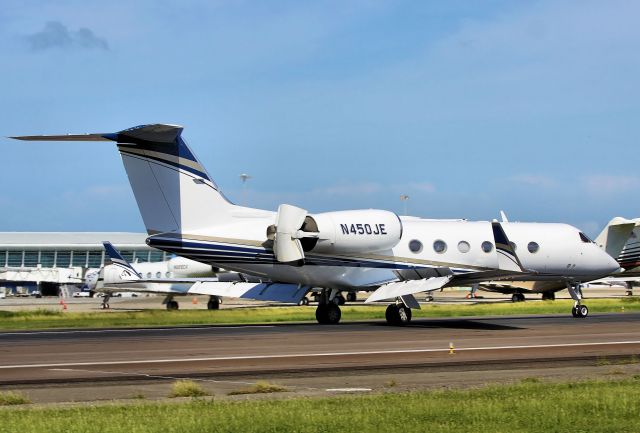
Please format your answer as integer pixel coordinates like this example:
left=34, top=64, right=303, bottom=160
left=579, top=232, right=593, bottom=243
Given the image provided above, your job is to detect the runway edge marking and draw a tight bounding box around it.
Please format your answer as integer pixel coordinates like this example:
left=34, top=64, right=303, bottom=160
left=2, top=340, right=640, bottom=370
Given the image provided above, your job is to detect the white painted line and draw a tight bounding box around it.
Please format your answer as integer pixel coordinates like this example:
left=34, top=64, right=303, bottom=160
left=326, top=388, right=372, bottom=392
left=0, top=325, right=276, bottom=336
left=2, top=339, right=640, bottom=370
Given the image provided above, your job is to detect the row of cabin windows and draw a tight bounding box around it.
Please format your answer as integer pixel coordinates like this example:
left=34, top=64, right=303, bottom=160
left=408, top=239, right=540, bottom=254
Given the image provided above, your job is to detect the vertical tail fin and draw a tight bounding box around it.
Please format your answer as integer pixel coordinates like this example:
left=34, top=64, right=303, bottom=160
left=103, top=241, right=141, bottom=279
left=12, top=124, right=237, bottom=235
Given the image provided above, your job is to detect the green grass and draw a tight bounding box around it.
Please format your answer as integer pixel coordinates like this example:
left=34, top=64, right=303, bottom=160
left=228, top=380, right=288, bottom=395
left=168, top=380, right=209, bottom=398
left=0, top=297, right=639, bottom=330
left=1, top=379, right=640, bottom=432
left=0, top=391, right=31, bottom=406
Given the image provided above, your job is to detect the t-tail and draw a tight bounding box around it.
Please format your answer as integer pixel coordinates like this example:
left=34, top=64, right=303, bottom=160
left=12, top=124, right=237, bottom=235
left=103, top=241, right=141, bottom=279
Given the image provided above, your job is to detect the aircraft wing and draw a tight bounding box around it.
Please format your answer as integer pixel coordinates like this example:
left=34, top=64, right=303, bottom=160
left=102, top=281, right=310, bottom=304
left=365, top=275, right=453, bottom=303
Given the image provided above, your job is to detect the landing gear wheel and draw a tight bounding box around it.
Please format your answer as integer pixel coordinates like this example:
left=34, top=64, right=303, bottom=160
left=541, top=292, right=555, bottom=301
left=335, top=294, right=346, bottom=306
left=298, top=297, right=309, bottom=306
left=101, top=303, right=109, bottom=310
left=571, top=305, right=588, bottom=318
left=315, top=303, right=341, bottom=324
left=385, top=304, right=412, bottom=326
left=166, top=300, right=179, bottom=310
left=511, top=293, right=525, bottom=302
left=207, top=297, right=220, bottom=310
left=346, top=292, right=357, bottom=303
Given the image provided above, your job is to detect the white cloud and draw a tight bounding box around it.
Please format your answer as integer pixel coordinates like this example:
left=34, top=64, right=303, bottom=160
left=583, top=175, right=640, bottom=195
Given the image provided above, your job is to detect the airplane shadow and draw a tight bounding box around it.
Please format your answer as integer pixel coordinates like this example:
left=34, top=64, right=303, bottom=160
left=369, top=319, right=524, bottom=331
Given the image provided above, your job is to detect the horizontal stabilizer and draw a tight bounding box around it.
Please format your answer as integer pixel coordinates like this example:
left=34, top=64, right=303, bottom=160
left=10, top=133, right=111, bottom=141
left=11, top=124, right=183, bottom=144
left=365, top=275, right=453, bottom=303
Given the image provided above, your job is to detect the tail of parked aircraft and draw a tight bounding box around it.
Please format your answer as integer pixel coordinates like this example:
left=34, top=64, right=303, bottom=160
left=12, top=124, right=236, bottom=235
left=594, top=217, right=636, bottom=261
left=103, top=241, right=141, bottom=279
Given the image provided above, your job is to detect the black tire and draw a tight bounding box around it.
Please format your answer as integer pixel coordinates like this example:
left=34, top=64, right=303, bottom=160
left=511, top=294, right=520, bottom=303
left=335, top=295, right=346, bottom=306
left=542, top=292, right=555, bottom=301
left=166, top=300, right=179, bottom=310
left=578, top=305, right=588, bottom=318
left=298, top=297, right=309, bottom=306
left=316, top=303, right=341, bottom=324
left=397, top=305, right=412, bottom=325
left=571, top=306, right=578, bottom=318
left=385, top=304, right=399, bottom=325
left=346, top=292, right=357, bottom=303
left=207, top=299, right=220, bottom=310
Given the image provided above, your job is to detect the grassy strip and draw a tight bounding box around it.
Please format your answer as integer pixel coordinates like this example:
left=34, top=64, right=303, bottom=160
left=0, top=298, right=639, bottom=330
left=228, top=380, right=288, bottom=395
left=168, top=380, right=209, bottom=398
left=2, top=379, right=640, bottom=432
left=0, top=392, right=30, bottom=406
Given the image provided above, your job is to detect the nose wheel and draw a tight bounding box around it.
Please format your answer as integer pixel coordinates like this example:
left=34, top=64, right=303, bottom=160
left=572, top=304, right=589, bottom=318
left=566, top=283, right=588, bottom=318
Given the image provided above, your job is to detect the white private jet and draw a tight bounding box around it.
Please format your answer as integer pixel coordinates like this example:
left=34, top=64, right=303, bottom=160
left=12, top=124, right=620, bottom=324
left=86, top=245, right=219, bottom=309
left=475, top=215, right=636, bottom=302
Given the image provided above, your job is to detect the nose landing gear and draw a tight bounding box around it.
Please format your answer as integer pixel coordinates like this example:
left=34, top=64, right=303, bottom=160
left=566, top=282, right=588, bottom=318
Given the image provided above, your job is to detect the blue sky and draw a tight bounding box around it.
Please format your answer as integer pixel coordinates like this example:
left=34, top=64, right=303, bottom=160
left=0, top=0, right=638, bottom=236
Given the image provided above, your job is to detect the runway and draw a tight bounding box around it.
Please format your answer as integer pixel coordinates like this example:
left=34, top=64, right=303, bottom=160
left=1, top=313, right=639, bottom=403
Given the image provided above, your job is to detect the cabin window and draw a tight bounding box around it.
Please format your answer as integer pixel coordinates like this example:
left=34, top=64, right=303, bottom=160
left=156, top=272, right=161, bottom=278
left=528, top=242, right=540, bottom=253
left=146, top=272, right=152, bottom=278
left=408, top=240, right=423, bottom=253
left=433, top=240, right=447, bottom=254
left=165, top=272, right=172, bottom=278
left=481, top=241, right=493, bottom=253
left=457, top=241, right=470, bottom=253
left=579, top=232, right=593, bottom=243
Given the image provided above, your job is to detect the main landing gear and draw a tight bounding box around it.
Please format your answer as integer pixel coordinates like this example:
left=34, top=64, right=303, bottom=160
left=566, top=282, right=588, bottom=318
left=511, top=293, right=526, bottom=302
left=207, top=295, right=221, bottom=310
left=315, top=289, right=342, bottom=324
left=164, top=296, right=179, bottom=310
left=100, top=293, right=111, bottom=310
left=541, top=291, right=555, bottom=301
left=385, top=303, right=412, bottom=326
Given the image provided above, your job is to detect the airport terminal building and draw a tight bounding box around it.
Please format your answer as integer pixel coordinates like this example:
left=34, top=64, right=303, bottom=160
left=0, top=232, right=168, bottom=296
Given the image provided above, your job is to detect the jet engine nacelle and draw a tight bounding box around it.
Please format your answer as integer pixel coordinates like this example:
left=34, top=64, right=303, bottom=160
left=303, top=209, right=402, bottom=254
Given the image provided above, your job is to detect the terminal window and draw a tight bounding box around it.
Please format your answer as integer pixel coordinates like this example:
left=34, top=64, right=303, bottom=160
left=40, top=251, right=55, bottom=267
left=87, top=251, right=103, bottom=268
left=23, top=251, right=38, bottom=267
left=72, top=251, right=88, bottom=267
left=0, top=251, right=6, bottom=267
left=7, top=251, right=22, bottom=267
left=56, top=251, right=71, bottom=267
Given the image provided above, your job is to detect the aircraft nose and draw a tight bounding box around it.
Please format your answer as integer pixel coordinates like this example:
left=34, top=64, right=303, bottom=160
left=602, top=252, right=621, bottom=274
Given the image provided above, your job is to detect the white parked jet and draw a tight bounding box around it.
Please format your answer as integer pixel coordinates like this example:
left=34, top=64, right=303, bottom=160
left=12, top=124, right=620, bottom=324
left=87, top=244, right=218, bottom=309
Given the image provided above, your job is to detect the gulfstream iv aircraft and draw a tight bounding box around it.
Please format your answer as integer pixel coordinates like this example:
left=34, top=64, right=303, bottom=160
left=12, top=124, right=620, bottom=324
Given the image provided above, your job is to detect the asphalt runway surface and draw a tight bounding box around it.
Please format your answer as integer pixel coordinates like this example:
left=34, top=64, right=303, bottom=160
left=1, top=313, right=639, bottom=403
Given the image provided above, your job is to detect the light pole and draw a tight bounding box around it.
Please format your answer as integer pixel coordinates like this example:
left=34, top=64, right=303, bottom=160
left=240, top=173, right=252, bottom=206
left=400, top=194, right=409, bottom=215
